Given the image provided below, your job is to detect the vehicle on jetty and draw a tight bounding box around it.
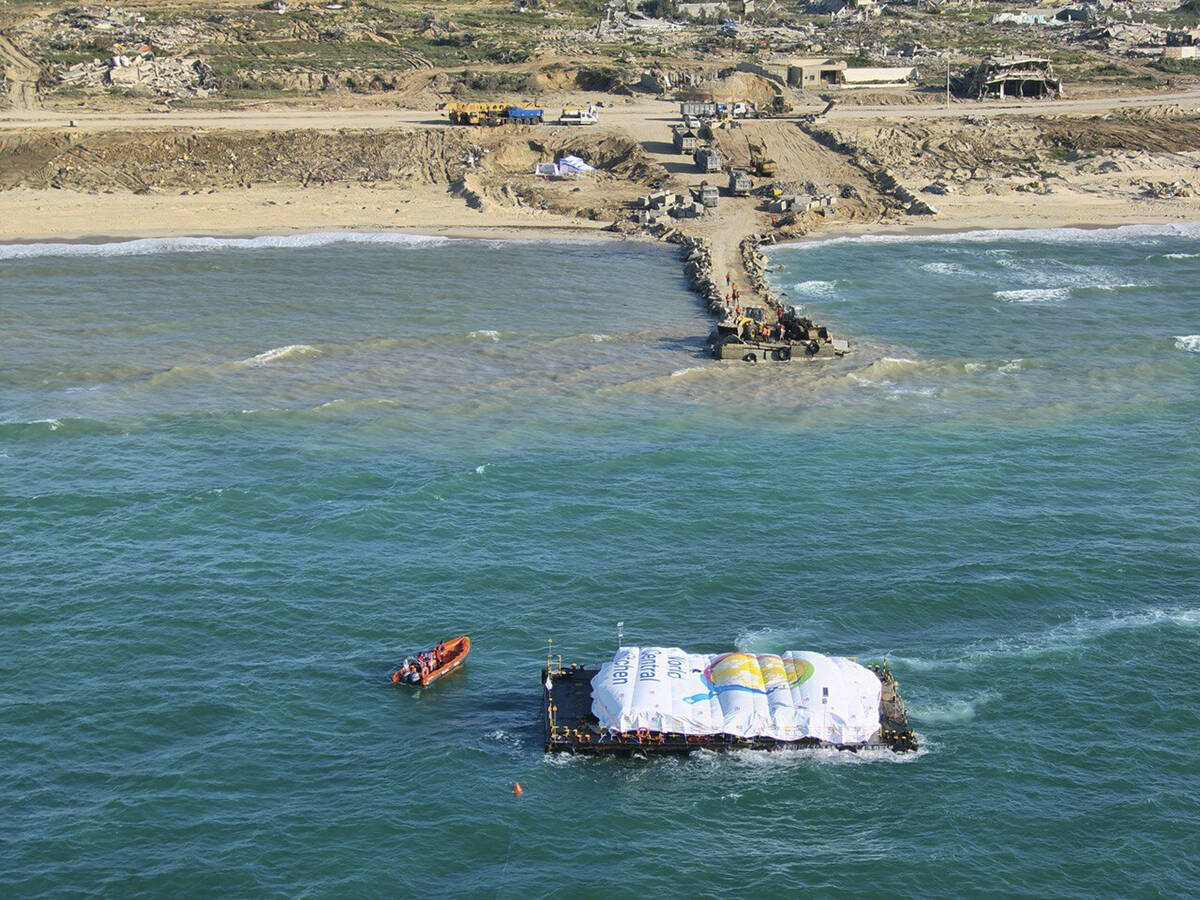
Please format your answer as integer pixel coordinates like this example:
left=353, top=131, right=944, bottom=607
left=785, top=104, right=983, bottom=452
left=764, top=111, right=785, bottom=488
left=708, top=307, right=849, bottom=362
left=391, top=635, right=471, bottom=686
left=543, top=646, right=916, bottom=756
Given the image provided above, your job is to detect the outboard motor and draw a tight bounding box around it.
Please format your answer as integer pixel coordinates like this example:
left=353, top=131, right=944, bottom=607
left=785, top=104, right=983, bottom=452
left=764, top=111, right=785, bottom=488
left=405, top=671, right=422, bottom=685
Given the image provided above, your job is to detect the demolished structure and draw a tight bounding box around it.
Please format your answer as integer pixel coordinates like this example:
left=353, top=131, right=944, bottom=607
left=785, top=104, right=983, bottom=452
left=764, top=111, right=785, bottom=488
left=970, top=56, right=1062, bottom=100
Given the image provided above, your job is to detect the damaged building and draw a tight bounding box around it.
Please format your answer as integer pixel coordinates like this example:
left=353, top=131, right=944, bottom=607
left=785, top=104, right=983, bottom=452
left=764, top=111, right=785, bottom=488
left=970, top=56, right=1062, bottom=100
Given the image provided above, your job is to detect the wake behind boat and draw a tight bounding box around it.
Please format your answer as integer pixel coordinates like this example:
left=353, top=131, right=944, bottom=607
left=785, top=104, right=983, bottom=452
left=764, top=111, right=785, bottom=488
left=391, top=636, right=471, bottom=686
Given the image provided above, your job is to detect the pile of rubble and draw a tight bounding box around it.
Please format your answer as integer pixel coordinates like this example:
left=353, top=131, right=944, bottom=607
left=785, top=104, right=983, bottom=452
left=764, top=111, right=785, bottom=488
left=678, top=236, right=726, bottom=315
left=24, top=7, right=225, bottom=56
left=764, top=191, right=838, bottom=214
left=739, top=235, right=781, bottom=307
left=57, top=53, right=213, bottom=98
left=1077, top=22, right=1168, bottom=57
left=1136, top=179, right=1197, bottom=198
left=874, top=168, right=938, bottom=215
left=632, top=188, right=710, bottom=224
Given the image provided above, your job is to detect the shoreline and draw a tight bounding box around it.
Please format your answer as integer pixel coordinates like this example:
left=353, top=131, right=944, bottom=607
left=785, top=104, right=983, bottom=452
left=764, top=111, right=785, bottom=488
left=1, top=212, right=1195, bottom=248
left=0, top=224, right=629, bottom=247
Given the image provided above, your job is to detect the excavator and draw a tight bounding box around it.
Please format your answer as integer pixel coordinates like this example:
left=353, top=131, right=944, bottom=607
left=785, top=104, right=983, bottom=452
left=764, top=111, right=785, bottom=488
left=749, top=141, right=777, bottom=178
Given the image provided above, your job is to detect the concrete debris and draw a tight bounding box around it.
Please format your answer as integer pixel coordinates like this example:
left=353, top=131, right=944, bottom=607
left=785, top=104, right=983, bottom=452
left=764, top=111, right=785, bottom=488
left=1137, top=179, right=1197, bottom=198
left=874, top=168, right=938, bottom=215
left=766, top=193, right=838, bottom=213
left=58, top=53, right=213, bottom=98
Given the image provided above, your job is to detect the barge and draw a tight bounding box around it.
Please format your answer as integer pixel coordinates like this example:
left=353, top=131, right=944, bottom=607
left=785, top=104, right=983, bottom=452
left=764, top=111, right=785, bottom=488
left=543, top=647, right=916, bottom=756
left=708, top=308, right=849, bottom=362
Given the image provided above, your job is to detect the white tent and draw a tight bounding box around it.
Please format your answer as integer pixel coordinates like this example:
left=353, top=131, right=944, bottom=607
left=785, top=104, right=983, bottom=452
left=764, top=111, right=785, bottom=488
left=590, top=647, right=881, bottom=744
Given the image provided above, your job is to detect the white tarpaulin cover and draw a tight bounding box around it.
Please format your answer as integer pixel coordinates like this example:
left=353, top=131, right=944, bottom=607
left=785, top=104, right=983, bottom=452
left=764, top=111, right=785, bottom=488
left=556, top=155, right=595, bottom=174
left=590, top=647, right=882, bottom=744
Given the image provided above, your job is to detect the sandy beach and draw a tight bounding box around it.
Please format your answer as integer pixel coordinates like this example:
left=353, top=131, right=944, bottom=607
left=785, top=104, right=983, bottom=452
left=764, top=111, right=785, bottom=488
left=1, top=179, right=1193, bottom=247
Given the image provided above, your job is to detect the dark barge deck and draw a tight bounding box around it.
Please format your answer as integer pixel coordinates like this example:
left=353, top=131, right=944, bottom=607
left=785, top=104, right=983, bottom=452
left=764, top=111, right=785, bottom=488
left=543, top=662, right=917, bottom=756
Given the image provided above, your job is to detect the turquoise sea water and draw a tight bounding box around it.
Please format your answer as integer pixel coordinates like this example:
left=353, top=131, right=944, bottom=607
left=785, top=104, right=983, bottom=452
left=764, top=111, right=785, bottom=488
left=2, top=227, right=1198, bottom=896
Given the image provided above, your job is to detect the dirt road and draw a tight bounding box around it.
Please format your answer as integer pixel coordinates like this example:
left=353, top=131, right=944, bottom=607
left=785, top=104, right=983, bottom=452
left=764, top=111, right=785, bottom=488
left=0, top=32, right=39, bottom=111
left=4, top=88, right=1200, bottom=133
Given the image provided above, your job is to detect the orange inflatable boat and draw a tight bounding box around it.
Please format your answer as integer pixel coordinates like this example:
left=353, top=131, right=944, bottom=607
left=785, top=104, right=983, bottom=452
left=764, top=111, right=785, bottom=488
left=391, top=635, right=470, bottom=686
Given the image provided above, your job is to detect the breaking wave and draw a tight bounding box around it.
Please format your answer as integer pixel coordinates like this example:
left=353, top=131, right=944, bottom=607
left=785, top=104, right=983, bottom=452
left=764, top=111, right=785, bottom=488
left=469, top=330, right=501, bottom=342
left=775, top=222, right=1200, bottom=251
left=1174, top=335, right=1200, bottom=353
left=919, top=262, right=969, bottom=275
left=788, top=279, right=840, bottom=299
left=994, top=288, right=1070, bottom=303
left=0, top=232, right=450, bottom=260
left=241, top=344, right=321, bottom=366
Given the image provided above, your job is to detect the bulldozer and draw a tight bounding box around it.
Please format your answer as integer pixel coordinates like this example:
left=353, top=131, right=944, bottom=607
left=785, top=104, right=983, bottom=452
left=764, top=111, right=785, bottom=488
left=767, top=94, right=793, bottom=117
left=749, top=141, right=777, bottom=178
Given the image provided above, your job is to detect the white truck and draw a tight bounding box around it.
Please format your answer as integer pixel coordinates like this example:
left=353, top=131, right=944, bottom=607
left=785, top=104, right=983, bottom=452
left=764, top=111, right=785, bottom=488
left=558, top=107, right=598, bottom=126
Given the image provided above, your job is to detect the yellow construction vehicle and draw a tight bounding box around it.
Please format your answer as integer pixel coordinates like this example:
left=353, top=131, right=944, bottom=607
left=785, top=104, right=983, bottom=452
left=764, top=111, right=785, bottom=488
left=749, top=141, right=777, bottom=178
left=767, top=94, right=793, bottom=116
left=440, top=102, right=511, bottom=126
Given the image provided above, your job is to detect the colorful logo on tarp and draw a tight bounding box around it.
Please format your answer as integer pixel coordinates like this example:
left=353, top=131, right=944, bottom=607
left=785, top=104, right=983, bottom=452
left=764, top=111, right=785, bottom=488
left=683, top=652, right=815, bottom=703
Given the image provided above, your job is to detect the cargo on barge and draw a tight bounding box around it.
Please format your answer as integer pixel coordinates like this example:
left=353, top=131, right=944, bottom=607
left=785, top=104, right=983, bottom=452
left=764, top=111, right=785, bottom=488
left=543, top=647, right=916, bottom=756
left=707, top=307, right=849, bottom=362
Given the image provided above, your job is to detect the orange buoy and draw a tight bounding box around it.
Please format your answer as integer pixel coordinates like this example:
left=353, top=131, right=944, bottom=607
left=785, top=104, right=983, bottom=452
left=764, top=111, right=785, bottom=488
left=512, top=782, right=523, bottom=796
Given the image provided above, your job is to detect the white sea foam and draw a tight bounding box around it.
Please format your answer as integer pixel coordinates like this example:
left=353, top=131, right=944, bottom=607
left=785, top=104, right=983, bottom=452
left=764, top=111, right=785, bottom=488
left=670, top=366, right=703, bottom=378
left=1174, top=334, right=1200, bottom=353
left=735, top=627, right=781, bottom=650
left=919, top=262, right=968, bottom=275
left=964, top=362, right=986, bottom=373
left=893, top=607, right=1200, bottom=672
left=1162, top=252, right=1200, bottom=260
left=0, top=231, right=450, bottom=260
left=242, top=344, right=320, bottom=366
left=591, top=334, right=613, bottom=343
left=911, top=690, right=999, bottom=725
left=789, top=279, right=840, bottom=299
left=469, top=330, right=501, bottom=342
left=998, top=359, right=1023, bottom=374
left=994, top=288, right=1071, bottom=303
left=719, top=743, right=931, bottom=766
left=474, top=464, right=490, bottom=475
left=775, top=222, right=1200, bottom=251
left=542, top=752, right=585, bottom=767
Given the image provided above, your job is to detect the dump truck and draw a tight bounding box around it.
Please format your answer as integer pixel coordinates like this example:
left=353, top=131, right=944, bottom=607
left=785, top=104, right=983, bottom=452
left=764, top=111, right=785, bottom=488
left=693, top=145, right=724, bottom=173
left=672, top=125, right=698, bottom=153
left=728, top=168, right=752, bottom=197
left=680, top=101, right=719, bottom=118
left=693, top=182, right=719, bottom=208
left=505, top=106, right=544, bottom=124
